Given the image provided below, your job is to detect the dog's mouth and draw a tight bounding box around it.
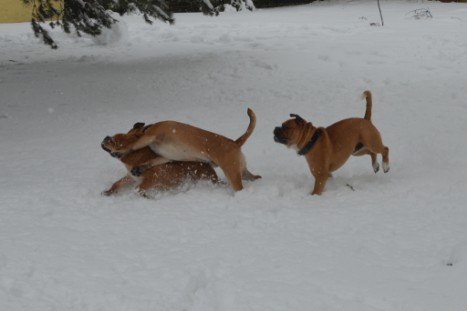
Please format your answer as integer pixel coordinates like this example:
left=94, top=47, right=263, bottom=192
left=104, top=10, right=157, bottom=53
left=101, top=143, right=123, bottom=159
left=274, top=135, right=287, bottom=144
left=101, top=143, right=112, bottom=154
left=101, top=136, right=124, bottom=158
left=273, top=127, right=288, bottom=145
left=101, top=136, right=114, bottom=153
left=101, top=144, right=123, bottom=159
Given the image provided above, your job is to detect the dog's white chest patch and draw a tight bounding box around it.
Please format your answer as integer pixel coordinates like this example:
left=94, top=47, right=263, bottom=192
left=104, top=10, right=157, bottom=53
left=290, top=144, right=299, bottom=151
left=150, top=143, right=209, bottom=162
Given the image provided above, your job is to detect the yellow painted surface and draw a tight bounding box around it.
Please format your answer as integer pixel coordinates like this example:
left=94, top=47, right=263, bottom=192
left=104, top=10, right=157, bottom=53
left=0, top=0, right=33, bottom=23
left=0, top=0, right=63, bottom=23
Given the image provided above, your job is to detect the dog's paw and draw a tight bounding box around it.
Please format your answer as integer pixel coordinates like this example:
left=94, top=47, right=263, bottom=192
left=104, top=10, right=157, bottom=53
left=102, top=189, right=114, bottom=196
left=373, top=162, right=380, bottom=173
left=131, top=166, right=146, bottom=177
left=383, top=162, right=390, bottom=173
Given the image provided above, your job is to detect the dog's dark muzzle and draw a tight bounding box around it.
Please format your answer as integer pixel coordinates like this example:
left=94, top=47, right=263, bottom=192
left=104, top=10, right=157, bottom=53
left=101, top=144, right=111, bottom=153
left=101, top=136, right=123, bottom=158
left=273, top=127, right=288, bottom=145
left=101, top=144, right=121, bottom=158
left=101, top=136, right=112, bottom=153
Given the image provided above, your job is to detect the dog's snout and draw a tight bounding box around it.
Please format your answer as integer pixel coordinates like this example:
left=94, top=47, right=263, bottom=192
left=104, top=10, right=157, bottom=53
left=273, top=127, right=288, bottom=144
left=101, top=136, right=114, bottom=154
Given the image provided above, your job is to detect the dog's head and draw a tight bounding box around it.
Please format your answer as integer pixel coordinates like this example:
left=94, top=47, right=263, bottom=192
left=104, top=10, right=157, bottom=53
left=101, top=122, right=146, bottom=158
left=274, top=114, right=311, bottom=148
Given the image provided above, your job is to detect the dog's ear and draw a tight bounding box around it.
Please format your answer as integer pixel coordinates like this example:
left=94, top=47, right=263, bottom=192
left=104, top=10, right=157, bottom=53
left=133, top=122, right=145, bottom=129
left=290, top=114, right=305, bottom=124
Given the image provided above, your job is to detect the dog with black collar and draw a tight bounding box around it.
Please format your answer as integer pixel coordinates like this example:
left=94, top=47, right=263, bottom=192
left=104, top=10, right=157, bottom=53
left=273, top=90, right=389, bottom=195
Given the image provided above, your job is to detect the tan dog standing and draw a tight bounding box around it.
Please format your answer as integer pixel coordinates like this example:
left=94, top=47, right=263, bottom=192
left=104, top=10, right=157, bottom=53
left=273, top=90, right=389, bottom=195
left=101, top=123, right=218, bottom=196
left=105, top=109, right=261, bottom=192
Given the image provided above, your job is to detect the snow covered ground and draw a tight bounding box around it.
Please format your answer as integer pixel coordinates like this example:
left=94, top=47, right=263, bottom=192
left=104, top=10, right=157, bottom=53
left=1, top=1, right=467, bottom=310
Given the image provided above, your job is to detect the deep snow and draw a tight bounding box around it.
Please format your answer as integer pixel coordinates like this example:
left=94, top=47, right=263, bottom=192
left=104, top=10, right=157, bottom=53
left=1, top=1, right=467, bottom=310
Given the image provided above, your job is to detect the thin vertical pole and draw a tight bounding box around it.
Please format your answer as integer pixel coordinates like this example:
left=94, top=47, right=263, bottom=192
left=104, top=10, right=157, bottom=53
left=377, top=0, right=384, bottom=26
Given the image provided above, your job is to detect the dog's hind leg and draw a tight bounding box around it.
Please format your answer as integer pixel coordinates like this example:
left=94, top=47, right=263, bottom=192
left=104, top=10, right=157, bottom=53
left=382, top=146, right=390, bottom=173
left=224, top=169, right=244, bottom=192
left=237, top=154, right=261, bottom=181
left=242, top=168, right=262, bottom=181
left=352, top=146, right=380, bottom=173
left=371, top=152, right=380, bottom=173
left=364, top=144, right=389, bottom=174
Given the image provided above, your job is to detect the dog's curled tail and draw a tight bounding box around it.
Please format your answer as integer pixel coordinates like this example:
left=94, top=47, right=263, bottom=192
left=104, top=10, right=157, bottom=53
left=362, top=90, right=372, bottom=120
left=235, top=108, right=256, bottom=146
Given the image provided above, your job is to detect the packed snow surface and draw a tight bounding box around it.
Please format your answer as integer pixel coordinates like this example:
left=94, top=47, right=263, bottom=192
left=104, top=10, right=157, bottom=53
left=1, top=1, right=467, bottom=310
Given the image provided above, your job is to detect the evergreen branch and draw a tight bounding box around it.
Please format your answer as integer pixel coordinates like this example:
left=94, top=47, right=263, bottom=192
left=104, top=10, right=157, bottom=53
left=26, top=0, right=253, bottom=49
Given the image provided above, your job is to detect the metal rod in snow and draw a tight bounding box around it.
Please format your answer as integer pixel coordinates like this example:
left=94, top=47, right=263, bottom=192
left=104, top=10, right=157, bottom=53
left=377, top=0, right=384, bottom=26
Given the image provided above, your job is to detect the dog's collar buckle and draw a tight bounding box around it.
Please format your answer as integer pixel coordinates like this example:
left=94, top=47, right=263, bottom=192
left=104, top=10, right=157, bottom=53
left=298, top=128, right=322, bottom=156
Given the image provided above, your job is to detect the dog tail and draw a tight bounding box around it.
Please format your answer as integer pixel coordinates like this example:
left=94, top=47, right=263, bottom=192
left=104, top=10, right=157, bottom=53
left=362, top=90, right=372, bottom=120
left=235, top=108, right=256, bottom=146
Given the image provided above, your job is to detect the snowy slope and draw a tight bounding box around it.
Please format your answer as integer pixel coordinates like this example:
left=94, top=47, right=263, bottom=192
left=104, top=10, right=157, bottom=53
left=1, top=1, right=467, bottom=310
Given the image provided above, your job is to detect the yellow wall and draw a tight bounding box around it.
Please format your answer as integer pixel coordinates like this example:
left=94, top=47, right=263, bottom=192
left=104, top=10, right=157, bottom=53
left=0, top=0, right=33, bottom=23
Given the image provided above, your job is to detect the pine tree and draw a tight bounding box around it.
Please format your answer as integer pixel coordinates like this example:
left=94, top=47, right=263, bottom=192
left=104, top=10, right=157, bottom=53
left=26, top=0, right=254, bottom=49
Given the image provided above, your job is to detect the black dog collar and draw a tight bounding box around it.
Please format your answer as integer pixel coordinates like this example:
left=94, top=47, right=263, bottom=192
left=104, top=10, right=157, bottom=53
left=298, top=128, right=322, bottom=156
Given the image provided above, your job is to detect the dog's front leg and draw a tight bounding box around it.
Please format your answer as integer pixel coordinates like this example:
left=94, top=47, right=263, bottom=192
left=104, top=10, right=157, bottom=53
left=306, top=156, right=329, bottom=195
left=102, top=175, right=135, bottom=195
left=311, top=175, right=328, bottom=195
left=310, top=167, right=329, bottom=195
left=131, top=157, right=172, bottom=176
left=131, top=135, right=156, bottom=151
left=311, top=176, right=328, bottom=195
left=111, top=136, right=157, bottom=159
